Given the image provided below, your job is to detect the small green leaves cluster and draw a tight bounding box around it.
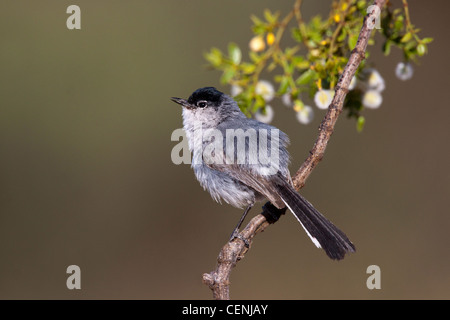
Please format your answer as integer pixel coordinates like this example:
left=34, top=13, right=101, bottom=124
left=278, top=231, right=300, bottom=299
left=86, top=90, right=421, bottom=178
left=204, top=0, right=432, bottom=130
left=381, top=0, right=433, bottom=62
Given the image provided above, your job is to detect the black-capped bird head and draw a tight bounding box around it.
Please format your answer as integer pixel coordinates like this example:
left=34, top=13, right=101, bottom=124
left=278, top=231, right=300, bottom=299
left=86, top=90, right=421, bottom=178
left=171, top=87, right=224, bottom=109
left=171, top=87, right=244, bottom=125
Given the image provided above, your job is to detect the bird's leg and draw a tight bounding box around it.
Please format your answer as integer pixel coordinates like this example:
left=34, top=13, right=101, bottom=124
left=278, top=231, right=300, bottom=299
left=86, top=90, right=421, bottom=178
left=229, top=205, right=253, bottom=243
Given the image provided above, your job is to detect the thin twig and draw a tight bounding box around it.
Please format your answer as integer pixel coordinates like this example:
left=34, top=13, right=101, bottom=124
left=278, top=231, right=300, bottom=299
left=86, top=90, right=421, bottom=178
left=203, top=0, right=386, bottom=300
left=293, top=0, right=313, bottom=50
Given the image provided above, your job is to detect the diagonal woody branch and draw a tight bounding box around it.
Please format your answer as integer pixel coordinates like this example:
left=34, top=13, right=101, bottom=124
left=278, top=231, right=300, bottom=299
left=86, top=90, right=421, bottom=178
left=202, top=0, right=386, bottom=300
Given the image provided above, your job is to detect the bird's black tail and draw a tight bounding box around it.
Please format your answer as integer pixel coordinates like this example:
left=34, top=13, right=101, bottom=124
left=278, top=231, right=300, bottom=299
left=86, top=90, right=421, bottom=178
left=275, top=180, right=355, bottom=260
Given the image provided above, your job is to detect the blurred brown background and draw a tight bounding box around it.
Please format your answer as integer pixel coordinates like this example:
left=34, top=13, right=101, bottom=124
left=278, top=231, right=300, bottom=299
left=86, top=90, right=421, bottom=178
left=0, top=0, right=449, bottom=299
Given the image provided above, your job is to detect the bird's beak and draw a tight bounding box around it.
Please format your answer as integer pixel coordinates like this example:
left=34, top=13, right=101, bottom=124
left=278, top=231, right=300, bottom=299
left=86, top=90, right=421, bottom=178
left=171, top=97, right=192, bottom=109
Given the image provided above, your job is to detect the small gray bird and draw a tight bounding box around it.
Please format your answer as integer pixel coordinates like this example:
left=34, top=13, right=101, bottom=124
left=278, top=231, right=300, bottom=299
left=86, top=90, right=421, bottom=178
left=171, top=87, right=355, bottom=260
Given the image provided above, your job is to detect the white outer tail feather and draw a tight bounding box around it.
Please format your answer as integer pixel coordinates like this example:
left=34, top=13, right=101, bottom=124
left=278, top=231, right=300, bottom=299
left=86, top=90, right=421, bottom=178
left=281, top=197, right=322, bottom=249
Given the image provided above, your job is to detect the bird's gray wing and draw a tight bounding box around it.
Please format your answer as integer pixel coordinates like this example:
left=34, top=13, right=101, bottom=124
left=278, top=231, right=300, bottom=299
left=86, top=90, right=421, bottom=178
left=204, top=160, right=285, bottom=208
left=201, top=119, right=292, bottom=208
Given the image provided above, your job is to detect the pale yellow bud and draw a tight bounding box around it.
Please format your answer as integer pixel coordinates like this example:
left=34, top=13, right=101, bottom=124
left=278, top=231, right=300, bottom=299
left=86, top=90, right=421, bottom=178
left=249, top=36, right=265, bottom=52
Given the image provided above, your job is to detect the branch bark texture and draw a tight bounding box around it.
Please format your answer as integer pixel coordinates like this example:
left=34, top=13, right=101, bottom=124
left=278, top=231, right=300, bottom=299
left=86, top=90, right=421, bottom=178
left=202, top=0, right=386, bottom=300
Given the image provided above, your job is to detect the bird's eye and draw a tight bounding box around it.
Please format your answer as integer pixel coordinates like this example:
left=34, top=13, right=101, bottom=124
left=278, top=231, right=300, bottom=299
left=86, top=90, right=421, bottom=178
left=197, top=100, right=207, bottom=108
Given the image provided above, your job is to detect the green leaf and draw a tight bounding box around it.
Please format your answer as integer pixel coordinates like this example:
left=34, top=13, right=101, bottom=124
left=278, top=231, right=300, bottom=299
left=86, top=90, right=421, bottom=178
left=348, top=33, right=358, bottom=50
left=241, top=63, right=256, bottom=74
left=421, top=37, right=434, bottom=44
left=220, top=68, right=235, bottom=84
left=252, top=24, right=266, bottom=35
left=417, top=43, right=426, bottom=56
left=292, top=56, right=309, bottom=69
left=296, top=69, right=315, bottom=85
left=310, top=15, right=323, bottom=29
left=284, top=46, right=299, bottom=57
left=228, top=43, right=241, bottom=65
left=356, top=0, right=367, bottom=10
left=394, top=15, right=404, bottom=31
left=337, top=28, right=347, bottom=42
left=267, top=61, right=277, bottom=72
left=250, top=14, right=266, bottom=34
left=400, top=32, right=412, bottom=43
left=250, top=15, right=263, bottom=26
left=264, top=9, right=279, bottom=24
left=392, top=8, right=402, bottom=16
left=277, top=76, right=290, bottom=95
left=204, top=47, right=223, bottom=67
left=356, top=116, right=365, bottom=132
left=291, top=28, right=303, bottom=43
left=294, top=99, right=304, bottom=109
left=252, top=95, right=266, bottom=113
left=404, top=40, right=416, bottom=51
left=286, top=61, right=295, bottom=74
left=309, top=30, right=322, bottom=44
left=383, top=40, right=392, bottom=56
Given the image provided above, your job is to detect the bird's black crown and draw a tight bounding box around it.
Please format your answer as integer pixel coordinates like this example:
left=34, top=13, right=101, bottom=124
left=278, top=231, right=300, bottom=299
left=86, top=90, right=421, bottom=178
left=187, top=87, right=224, bottom=106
